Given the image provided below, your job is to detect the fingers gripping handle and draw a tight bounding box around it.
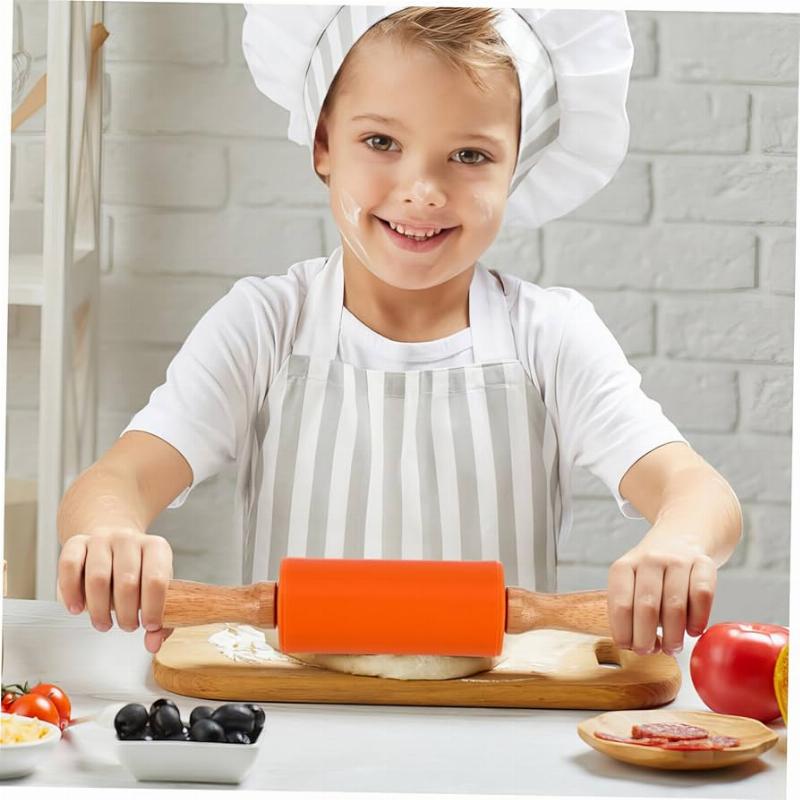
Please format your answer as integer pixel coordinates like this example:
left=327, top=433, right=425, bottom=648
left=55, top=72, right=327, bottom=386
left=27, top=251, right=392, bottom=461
left=162, top=579, right=277, bottom=628
left=506, top=587, right=611, bottom=636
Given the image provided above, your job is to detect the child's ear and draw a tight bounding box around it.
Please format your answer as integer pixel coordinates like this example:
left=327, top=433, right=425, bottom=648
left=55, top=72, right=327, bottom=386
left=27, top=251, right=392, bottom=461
left=313, top=115, right=331, bottom=184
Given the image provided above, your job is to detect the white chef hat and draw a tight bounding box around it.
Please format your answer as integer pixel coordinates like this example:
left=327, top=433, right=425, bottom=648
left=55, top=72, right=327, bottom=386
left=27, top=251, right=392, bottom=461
left=242, top=5, right=633, bottom=229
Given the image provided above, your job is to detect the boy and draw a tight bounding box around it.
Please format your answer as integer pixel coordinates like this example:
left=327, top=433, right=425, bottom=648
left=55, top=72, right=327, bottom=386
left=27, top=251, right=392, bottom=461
left=57, top=7, right=741, bottom=659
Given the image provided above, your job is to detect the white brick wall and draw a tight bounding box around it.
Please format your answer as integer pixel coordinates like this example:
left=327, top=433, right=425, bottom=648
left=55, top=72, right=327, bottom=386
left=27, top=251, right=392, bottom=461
left=635, top=363, right=739, bottom=433
left=102, top=140, right=228, bottom=208
left=543, top=223, right=756, bottom=290
left=759, top=88, right=799, bottom=154
left=7, top=4, right=797, bottom=624
left=656, top=159, right=796, bottom=225
left=626, top=84, right=750, bottom=153
left=659, top=295, right=794, bottom=363
left=660, top=14, right=798, bottom=84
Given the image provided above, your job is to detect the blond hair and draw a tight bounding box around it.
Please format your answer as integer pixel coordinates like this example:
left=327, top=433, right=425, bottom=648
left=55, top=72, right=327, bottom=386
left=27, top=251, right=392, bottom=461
left=321, top=7, right=517, bottom=118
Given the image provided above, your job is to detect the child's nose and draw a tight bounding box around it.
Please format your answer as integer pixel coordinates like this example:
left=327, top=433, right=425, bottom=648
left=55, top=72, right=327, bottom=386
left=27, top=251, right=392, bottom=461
left=402, top=178, right=446, bottom=208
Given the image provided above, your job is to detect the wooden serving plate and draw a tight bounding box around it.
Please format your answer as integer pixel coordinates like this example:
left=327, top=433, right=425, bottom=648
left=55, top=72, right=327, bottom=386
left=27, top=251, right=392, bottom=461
left=578, top=709, right=779, bottom=770
left=153, top=625, right=682, bottom=710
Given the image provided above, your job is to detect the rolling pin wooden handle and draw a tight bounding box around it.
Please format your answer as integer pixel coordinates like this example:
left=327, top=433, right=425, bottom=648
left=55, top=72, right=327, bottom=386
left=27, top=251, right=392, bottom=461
left=505, top=587, right=611, bottom=637
left=162, top=579, right=276, bottom=628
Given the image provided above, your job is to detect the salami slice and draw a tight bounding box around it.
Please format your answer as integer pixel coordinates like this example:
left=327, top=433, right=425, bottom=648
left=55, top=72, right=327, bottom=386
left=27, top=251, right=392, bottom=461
left=708, top=735, right=741, bottom=748
left=594, top=731, right=670, bottom=746
left=631, top=723, right=708, bottom=741
left=594, top=731, right=629, bottom=743
left=593, top=725, right=740, bottom=752
left=659, top=735, right=740, bottom=751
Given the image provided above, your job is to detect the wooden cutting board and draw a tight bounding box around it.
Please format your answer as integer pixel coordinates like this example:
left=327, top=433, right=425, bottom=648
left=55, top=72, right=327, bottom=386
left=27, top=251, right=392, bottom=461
left=153, top=625, right=682, bottom=710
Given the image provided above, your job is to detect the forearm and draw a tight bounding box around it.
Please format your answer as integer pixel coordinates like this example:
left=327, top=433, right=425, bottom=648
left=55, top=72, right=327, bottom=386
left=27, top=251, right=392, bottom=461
left=57, top=463, right=153, bottom=544
left=57, top=431, right=193, bottom=546
left=642, top=464, right=742, bottom=567
left=612, top=444, right=741, bottom=653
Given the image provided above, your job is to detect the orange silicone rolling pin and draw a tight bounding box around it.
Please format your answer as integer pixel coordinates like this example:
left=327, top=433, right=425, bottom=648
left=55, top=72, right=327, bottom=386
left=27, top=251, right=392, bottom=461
left=161, top=558, right=610, bottom=657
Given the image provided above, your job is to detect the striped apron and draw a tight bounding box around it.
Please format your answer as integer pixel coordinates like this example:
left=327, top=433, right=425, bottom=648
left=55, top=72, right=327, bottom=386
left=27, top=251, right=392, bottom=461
left=238, top=248, right=562, bottom=591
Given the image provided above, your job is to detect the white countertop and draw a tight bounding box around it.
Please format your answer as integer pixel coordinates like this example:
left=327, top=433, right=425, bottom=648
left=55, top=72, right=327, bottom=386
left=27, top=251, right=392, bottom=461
left=0, top=599, right=787, bottom=796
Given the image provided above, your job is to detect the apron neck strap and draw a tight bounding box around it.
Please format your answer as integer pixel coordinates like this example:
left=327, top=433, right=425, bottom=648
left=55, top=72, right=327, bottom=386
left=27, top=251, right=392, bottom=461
left=469, top=264, right=517, bottom=363
left=292, top=247, right=517, bottom=362
left=293, top=248, right=345, bottom=360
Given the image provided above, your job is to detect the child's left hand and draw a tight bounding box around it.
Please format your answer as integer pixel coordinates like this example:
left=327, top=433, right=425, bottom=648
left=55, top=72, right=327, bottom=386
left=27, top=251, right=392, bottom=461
left=607, top=524, right=718, bottom=657
left=608, top=442, right=741, bottom=657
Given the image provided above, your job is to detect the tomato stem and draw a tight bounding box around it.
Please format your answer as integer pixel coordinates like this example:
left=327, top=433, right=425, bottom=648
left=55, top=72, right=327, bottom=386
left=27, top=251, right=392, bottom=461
left=1, top=682, right=29, bottom=695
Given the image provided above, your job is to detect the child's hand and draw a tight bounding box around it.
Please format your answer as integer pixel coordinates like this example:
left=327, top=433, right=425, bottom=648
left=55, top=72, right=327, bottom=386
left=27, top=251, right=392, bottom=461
left=57, top=530, right=174, bottom=654
left=607, top=525, right=717, bottom=657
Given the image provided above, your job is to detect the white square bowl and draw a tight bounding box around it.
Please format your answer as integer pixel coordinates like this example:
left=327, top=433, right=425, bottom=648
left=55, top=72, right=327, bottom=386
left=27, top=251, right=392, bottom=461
left=115, top=733, right=264, bottom=784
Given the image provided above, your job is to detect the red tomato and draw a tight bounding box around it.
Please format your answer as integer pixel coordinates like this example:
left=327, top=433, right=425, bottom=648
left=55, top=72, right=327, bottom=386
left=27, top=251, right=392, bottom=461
left=1, top=692, right=17, bottom=712
left=690, top=622, right=789, bottom=722
left=8, top=692, right=61, bottom=727
left=30, top=683, right=72, bottom=729
left=31, top=683, right=72, bottom=730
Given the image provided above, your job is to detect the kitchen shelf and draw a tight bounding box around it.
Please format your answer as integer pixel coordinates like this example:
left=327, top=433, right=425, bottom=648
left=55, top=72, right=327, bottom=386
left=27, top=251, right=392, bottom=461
left=10, top=248, right=95, bottom=306
left=7, top=1, right=106, bottom=600
left=9, top=252, right=44, bottom=306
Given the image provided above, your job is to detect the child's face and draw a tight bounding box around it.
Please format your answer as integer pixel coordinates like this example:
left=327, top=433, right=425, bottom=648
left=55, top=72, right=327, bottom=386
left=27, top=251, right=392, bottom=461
left=314, top=35, right=520, bottom=292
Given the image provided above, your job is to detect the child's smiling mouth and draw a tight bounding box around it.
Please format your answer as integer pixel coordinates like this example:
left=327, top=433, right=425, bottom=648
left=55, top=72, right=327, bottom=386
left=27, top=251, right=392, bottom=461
left=373, top=215, right=458, bottom=253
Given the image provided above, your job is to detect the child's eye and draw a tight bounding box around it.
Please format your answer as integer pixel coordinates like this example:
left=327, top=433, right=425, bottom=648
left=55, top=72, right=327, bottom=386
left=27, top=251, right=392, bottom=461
left=452, top=149, right=488, bottom=165
left=364, top=135, right=397, bottom=152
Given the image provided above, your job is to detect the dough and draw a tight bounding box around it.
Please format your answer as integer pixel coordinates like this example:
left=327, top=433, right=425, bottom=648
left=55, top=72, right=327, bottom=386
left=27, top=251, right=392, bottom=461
left=261, top=629, right=502, bottom=680
left=499, top=629, right=602, bottom=674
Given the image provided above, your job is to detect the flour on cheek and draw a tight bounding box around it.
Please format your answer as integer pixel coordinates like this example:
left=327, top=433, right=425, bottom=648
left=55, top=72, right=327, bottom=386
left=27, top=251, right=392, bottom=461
left=472, top=191, right=496, bottom=224
left=338, top=188, right=363, bottom=227
left=335, top=188, right=375, bottom=269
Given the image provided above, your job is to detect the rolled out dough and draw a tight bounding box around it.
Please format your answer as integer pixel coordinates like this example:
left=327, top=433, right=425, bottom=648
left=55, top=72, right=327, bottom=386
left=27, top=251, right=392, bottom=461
left=261, top=629, right=502, bottom=680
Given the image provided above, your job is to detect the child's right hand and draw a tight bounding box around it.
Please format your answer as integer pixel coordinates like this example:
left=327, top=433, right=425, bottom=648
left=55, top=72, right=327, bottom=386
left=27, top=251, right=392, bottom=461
left=57, top=530, right=174, bottom=653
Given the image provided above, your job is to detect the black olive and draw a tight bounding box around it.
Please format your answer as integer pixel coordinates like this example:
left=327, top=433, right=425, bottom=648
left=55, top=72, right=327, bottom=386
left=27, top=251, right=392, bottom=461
left=150, top=704, right=183, bottom=738
left=152, top=727, right=189, bottom=741
left=114, top=703, right=149, bottom=738
left=118, top=723, right=154, bottom=741
left=210, top=703, right=256, bottom=735
left=225, top=730, right=251, bottom=745
left=166, top=726, right=190, bottom=741
left=149, top=698, right=179, bottom=718
left=247, top=704, right=265, bottom=728
left=160, top=729, right=190, bottom=741
left=118, top=729, right=147, bottom=741
left=189, top=718, right=226, bottom=743
left=247, top=704, right=265, bottom=740
left=189, top=705, right=215, bottom=727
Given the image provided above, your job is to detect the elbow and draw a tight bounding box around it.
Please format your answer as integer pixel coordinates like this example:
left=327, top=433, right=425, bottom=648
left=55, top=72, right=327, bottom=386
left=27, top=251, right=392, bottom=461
left=723, top=474, right=743, bottom=539
left=721, top=476, right=744, bottom=562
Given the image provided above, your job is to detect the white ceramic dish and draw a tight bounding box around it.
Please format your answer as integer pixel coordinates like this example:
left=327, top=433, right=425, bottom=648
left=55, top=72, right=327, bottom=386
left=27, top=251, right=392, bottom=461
left=0, top=713, right=62, bottom=780
left=67, top=700, right=265, bottom=784
left=115, top=732, right=265, bottom=784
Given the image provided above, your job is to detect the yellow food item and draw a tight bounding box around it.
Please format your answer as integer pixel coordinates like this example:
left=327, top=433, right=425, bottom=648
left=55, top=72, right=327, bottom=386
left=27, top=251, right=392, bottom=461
left=0, top=713, right=52, bottom=745
left=774, top=643, right=789, bottom=725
